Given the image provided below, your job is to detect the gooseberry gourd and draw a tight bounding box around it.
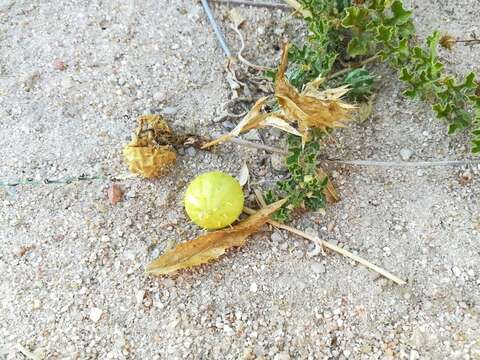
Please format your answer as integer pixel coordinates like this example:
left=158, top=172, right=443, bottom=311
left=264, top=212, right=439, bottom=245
left=184, top=171, right=244, bottom=230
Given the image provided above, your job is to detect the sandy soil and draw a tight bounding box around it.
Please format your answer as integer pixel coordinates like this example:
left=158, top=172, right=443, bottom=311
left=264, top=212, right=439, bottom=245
left=0, top=0, right=479, bottom=359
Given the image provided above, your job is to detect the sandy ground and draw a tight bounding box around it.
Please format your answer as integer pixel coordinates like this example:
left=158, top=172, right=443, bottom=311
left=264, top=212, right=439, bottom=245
left=1, top=0, right=479, bottom=359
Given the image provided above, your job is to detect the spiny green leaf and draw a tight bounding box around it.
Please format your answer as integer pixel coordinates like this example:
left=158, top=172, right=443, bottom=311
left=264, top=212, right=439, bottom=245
left=369, top=0, right=391, bottom=12
left=341, top=7, right=370, bottom=29
left=375, top=24, right=394, bottom=42
left=344, top=68, right=375, bottom=99
left=389, top=0, right=412, bottom=25
left=347, top=35, right=371, bottom=57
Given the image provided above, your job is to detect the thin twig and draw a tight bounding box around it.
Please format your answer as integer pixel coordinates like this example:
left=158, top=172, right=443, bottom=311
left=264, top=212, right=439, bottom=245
left=229, top=138, right=288, bottom=154
left=210, top=0, right=290, bottom=9
left=230, top=24, right=273, bottom=71
left=0, top=173, right=135, bottom=188
left=201, top=0, right=232, bottom=58
left=329, top=158, right=480, bottom=167
left=228, top=139, right=480, bottom=167
left=243, top=206, right=406, bottom=285
left=455, top=39, right=480, bottom=45
left=327, top=55, right=380, bottom=80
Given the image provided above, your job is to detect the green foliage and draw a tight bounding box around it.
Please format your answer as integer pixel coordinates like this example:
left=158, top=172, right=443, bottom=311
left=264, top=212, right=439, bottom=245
left=343, top=68, right=375, bottom=100
left=341, top=0, right=415, bottom=58
left=338, top=1, right=479, bottom=151
left=265, top=132, right=328, bottom=222
left=285, top=0, right=349, bottom=89
left=264, top=0, right=480, bottom=224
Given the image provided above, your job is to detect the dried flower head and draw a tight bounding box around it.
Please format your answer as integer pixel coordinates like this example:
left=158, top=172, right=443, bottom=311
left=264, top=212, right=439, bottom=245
left=123, top=115, right=177, bottom=178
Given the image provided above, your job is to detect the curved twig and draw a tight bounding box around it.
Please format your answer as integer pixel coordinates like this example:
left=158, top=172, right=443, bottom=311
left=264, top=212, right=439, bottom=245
left=230, top=24, right=273, bottom=72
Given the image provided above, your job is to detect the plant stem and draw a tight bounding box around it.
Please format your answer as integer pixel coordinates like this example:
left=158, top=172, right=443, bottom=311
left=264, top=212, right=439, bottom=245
left=228, top=139, right=480, bottom=166
left=210, top=0, right=290, bottom=9
left=327, top=55, right=380, bottom=80
left=455, top=39, right=480, bottom=45
left=230, top=24, right=273, bottom=71
left=243, top=206, right=406, bottom=285
left=230, top=138, right=288, bottom=154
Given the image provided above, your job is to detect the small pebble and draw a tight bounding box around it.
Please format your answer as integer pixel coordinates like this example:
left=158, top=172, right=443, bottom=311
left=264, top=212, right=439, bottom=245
left=107, top=184, right=123, bottom=205
left=153, top=91, right=166, bottom=102
left=186, top=147, right=196, bottom=156
left=270, top=231, right=283, bottom=243
left=409, top=349, right=420, bottom=360
left=164, top=278, right=175, bottom=288
left=271, top=153, right=286, bottom=172
left=163, top=107, right=177, bottom=115
left=135, top=290, right=145, bottom=305
left=89, top=307, right=103, bottom=322
left=243, top=130, right=261, bottom=141
left=311, top=262, right=325, bottom=274
left=249, top=283, right=258, bottom=293
left=53, top=59, right=66, bottom=71
left=32, top=299, right=42, bottom=310
left=400, top=148, right=413, bottom=161
left=274, top=352, right=290, bottom=360
left=222, top=120, right=235, bottom=129
left=452, top=267, right=461, bottom=277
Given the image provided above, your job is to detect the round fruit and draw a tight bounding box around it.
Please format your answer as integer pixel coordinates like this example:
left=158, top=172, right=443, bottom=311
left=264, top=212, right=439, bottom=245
left=184, top=171, right=244, bottom=230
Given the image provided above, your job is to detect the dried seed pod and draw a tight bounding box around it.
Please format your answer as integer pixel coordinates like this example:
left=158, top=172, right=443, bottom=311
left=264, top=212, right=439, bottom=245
left=439, top=34, right=456, bottom=50
left=123, top=115, right=177, bottom=178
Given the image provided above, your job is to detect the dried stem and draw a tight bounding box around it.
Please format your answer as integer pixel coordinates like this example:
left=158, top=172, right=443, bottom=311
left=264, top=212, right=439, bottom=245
left=230, top=24, right=273, bottom=71
left=229, top=138, right=288, bottom=154
left=455, top=38, right=480, bottom=45
left=327, top=55, right=380, bottom=80
left=250, top=190, right=405, bottom=285
left=243, top=206, right=406, bottom=285
left=228, top=139, right=480, bottom=167
left=210, top=0, right=290, bottom=9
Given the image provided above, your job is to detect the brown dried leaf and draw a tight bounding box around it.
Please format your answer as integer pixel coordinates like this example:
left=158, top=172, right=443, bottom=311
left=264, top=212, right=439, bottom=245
left=123, top=115, right=177, bottom=178
left=107, top=184, right=123, bottom=205
left=203, top=98, right=302, bottom=147
left=242, top=114, right=303, bottom=137
left=439, top=34, right=456, bottom=50
left=202, top=97, right=269, bottom=148
left=275, top=43, right=355, bottom=137
left=145, top=199, right=287, bottom=276
left=317, top=168, right=340, bottom=203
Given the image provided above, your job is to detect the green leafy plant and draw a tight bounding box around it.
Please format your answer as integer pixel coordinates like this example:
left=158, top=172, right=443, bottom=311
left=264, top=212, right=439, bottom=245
left=343, top=68, right=375, bottom=100
left=265, top=131, right=328, bottom=222
left=263, top=0, right=479, bottom=223
left=339, top=1, right=480, bottom=151
left=283, top=0, right=480, bottom=152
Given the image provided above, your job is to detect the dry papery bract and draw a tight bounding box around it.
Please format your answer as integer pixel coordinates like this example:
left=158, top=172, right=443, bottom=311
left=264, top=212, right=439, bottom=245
left=204, top=43, right=355, bottom=148
left=145, top=199, right=286, bottom=276
left=123, top=115, right=177, bottom=178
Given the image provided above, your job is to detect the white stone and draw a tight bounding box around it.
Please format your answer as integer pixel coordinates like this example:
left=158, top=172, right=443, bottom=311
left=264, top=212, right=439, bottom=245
left=135, top=290, right=145, bottom=305
left=400, top=148, right=413, bottom=161
left=274, top=352, right=290, bottom=360
left=89, top=307, right=103, bottom=322
left=311, top=262, right=325, bottom=274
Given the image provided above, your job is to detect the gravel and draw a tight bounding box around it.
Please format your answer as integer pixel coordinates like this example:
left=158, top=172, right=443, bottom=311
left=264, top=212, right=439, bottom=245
left=1, top=0, right=479, bottom=359
left=399, top=148, right=413, bottom=161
